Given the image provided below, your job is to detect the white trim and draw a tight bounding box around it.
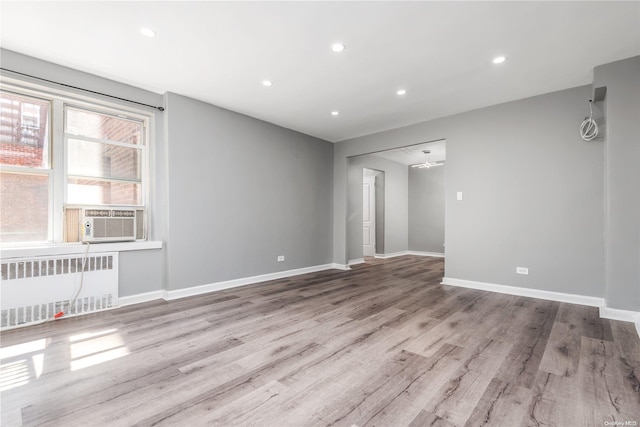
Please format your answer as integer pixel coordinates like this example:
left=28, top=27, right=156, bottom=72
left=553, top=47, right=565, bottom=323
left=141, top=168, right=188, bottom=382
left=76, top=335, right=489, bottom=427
left=362, top=176, right=376, bottom=258
left=116, top=263, right=352, bottom=307
left=374, top=251, right=410, bottom=259
left=52, top=98, right=64, bottom=242
left=165, top=263, right=339, bottom=300
left=599, top=305, right=640, bottom=324
left=1, top=240, right=163, bottom=259
left=348, top=258, right=365, bottom=265
left=442, top=277, right=640, bottom=339
left=119, top=290, right=167, bottom=307
left=408, top=251, right=445, bottom=258
left=64, top=132, right=143, bottom=149
left=374, top=251, right=445, bottom=259
left=603, top=307, right=640, bottom=338
left=441, top=277, right=603, bottom=307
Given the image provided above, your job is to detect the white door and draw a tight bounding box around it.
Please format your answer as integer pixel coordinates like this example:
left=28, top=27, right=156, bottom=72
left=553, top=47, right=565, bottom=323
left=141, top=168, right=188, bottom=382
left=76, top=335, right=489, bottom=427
left=363, top=176, right=376, bottom=256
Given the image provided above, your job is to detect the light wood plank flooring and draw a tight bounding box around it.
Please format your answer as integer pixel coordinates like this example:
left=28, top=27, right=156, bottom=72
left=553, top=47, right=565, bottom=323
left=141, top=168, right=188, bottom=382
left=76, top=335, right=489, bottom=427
left=1, top=256, right=639, bottom=426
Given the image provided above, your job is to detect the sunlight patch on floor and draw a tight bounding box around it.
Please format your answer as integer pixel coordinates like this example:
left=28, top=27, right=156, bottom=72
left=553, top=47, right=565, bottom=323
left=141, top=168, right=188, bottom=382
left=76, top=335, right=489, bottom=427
left=69, top=328, right=129, bottom=371
left=0, top=338, right=47, bottom=359
left=69, top=328, right=119, bottom=343
left=70, top=347, right=130, bottom=371
left=0, top=359, right=30, bottom=391
left=0, top=338, right=49, bottom=391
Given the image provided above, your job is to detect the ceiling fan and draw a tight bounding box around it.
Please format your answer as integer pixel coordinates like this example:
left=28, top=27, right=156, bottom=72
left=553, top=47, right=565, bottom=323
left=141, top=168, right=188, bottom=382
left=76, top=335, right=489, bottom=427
left=410, top=150, right=444, bottom=169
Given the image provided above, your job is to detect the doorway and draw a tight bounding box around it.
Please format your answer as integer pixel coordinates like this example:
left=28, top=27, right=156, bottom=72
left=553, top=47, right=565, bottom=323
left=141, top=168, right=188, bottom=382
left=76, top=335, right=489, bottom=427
left=363, top=171, right=376, bottom=256
left=347, top=139, right=446, bottom=264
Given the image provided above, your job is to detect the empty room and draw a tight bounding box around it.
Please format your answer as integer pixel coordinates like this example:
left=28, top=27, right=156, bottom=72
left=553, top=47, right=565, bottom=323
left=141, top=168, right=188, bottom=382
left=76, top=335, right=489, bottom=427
left=1, top=1, right=639, bottom=426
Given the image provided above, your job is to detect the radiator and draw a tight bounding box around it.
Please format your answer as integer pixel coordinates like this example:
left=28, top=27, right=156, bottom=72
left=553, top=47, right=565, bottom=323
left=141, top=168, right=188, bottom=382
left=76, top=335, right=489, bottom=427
left=1, top=252, right=119, bottom=330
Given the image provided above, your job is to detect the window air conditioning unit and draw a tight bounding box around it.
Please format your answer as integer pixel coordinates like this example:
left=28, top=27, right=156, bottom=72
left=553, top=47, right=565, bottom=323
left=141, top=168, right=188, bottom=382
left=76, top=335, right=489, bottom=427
left=81, top=208, right=137, bottom=243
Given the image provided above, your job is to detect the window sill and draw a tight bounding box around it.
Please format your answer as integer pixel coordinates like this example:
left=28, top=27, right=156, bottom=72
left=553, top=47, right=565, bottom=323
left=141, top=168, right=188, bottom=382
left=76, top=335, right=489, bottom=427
left=0, top=241, right=163, bottom=260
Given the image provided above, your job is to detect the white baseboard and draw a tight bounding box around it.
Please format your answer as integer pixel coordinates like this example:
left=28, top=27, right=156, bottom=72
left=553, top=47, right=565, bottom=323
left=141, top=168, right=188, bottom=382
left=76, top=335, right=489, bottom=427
left=375, top=251, right=445, bottom=259
left=442, top=277, right=640, bottom=338
left=165, top=263, right=339, bottom=300
left=119, top=290, right=167, bottom=307
left=117, top=268, right=639, bottom=339
left=599, top=305, right=638, bottom=322
left=374, top=251, right=410, bottom=259
left=441, top=277, right=603, bottom=307
left=408, top=251, right=445, bottom=258
left=603, top=308, right=640, bottom=338
left=117, top=263, right=349, bottom=306
left=348, top=258, right=365, bottom=265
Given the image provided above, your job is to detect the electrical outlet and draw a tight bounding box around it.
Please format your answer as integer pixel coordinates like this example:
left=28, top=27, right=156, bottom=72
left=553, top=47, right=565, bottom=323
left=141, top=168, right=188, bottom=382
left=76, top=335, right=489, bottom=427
left=516, top=267, right=529, bottom=275
left=277, top=255, right=285, bottom=262
left=457, top=191, right=463, bottom=201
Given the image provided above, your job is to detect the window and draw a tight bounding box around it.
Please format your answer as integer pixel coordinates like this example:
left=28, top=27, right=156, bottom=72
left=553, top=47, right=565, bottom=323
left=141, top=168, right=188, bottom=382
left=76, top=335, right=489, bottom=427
left=65, top=107, right=144, bottom=206
left=0, top=92, right=51, bottom=243
left=0, top=86, right=150, bottom=245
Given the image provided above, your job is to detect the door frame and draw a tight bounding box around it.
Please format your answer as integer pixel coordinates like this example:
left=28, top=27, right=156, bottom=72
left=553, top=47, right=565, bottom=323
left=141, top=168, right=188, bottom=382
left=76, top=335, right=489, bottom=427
left=363, top=176, right=376, bottom=256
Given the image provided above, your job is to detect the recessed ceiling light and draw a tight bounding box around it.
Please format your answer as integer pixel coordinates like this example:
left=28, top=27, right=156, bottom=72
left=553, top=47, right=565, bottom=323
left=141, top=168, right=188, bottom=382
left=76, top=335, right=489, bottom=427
left=262, top=80, right=273, bottom=87
left=332, top=43, right=346, bottom=53
left=492, top=56, right=507, bottom=64
left=140, top=28, right=156, bottom=37
left=396, top=89, right=407, bottom=96
left=331, top=111, right=340, bottom=116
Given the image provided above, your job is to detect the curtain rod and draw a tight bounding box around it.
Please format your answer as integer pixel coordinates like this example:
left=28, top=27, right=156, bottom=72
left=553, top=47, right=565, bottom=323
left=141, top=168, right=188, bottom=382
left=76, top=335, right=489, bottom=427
left=0, top=67, right=165, bottom=112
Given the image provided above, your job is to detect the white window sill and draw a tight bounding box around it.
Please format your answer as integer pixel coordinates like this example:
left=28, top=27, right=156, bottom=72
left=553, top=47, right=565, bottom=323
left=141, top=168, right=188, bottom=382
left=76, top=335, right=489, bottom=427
left=0, top=241, right=163, bottom=260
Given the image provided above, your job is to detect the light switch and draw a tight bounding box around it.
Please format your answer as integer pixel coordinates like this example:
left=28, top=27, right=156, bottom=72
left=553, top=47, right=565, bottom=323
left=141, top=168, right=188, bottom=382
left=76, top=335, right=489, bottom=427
left=457, top=192, right=463, bottom=201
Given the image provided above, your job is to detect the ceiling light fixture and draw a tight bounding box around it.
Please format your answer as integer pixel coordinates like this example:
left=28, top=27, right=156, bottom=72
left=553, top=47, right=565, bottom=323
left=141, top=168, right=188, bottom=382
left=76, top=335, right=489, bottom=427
left=331, top=111, right=340, bottom=116
left=410, top=150, right=444, bottom=169
left=396, top=89, right=407, bottom=96
left=332, top=43, right=346, bottom=52
left=262, top=80, right=273, bottom=87
left=492, top=56, right=507, bottom=64
left=140, top=28, right=156, bottom=37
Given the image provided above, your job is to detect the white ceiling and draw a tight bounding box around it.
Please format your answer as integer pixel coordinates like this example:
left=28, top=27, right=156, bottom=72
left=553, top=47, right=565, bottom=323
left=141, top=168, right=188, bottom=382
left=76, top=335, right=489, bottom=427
left=1, top=1, right=638, bottom=143
left=371, top=139, right=446, bottom=165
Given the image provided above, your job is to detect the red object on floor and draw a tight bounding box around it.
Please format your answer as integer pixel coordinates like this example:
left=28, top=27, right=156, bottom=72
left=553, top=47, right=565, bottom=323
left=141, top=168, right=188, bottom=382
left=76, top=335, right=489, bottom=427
left=54, top=312, right=65, bottom=319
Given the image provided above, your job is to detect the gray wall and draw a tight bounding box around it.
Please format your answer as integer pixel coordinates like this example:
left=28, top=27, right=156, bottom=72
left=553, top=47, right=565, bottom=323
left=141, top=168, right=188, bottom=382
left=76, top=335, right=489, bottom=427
left=119, top=250, right=164, bottom=295
left=165, top=93, right=333, bottom=290
left=347, top=155, right=408, bottom=261
left=1, top=49, right=166, bottom=297
left=4, top=48, right=638, bottom=312
left=335, top=85, right=605, bottom=298
left=1, top=49, right=335, bottom=296
left=408, top=166, right=445, bottom=253
left=594, top=56, right=640, bottom=312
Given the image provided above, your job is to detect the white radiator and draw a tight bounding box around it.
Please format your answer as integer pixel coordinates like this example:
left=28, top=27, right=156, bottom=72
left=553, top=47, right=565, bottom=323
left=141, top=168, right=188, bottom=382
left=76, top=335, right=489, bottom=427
left=1, top=252, right=119, bottom=330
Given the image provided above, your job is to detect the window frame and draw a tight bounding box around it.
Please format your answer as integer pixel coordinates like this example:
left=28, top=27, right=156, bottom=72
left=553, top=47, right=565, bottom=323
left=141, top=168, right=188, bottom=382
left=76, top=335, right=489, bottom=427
left=0, top=77, right=153, bottom=246
left=0, top=90, right=54, bottom=243
left=63, top=104, right=146, bottom=208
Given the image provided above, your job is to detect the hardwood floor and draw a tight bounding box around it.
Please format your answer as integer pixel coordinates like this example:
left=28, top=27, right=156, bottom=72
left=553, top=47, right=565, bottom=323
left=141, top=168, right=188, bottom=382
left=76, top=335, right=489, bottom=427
left=1, top=256, right=639, bottom=426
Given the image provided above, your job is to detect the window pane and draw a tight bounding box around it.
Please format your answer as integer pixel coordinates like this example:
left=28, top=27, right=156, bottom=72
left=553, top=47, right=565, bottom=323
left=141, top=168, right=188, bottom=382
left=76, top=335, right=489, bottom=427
left=66, top=108, right=142, bottom=145
left=67, top=178, right=141, bottom=205
left=0, top=172, right=49, bottom=242
left=68, top=139, right=140, bottom=180
left=0, top=92, right=50, bottom=168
